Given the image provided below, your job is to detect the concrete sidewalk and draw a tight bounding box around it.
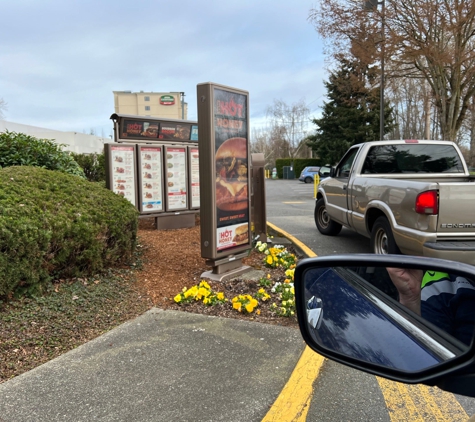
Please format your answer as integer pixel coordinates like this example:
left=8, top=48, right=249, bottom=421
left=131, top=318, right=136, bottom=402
left=0, top=308, right=305, bottom=422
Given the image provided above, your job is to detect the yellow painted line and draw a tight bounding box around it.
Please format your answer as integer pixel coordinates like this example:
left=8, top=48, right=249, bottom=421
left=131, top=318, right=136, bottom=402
left=282, top=201, right=305, bottom=204
left=262, top=346, right=325, bottom=422
left=377, top=377, right=468, bottom=421
left=263, top=222, right=320, bottom=421
left=266, top=221, right=317, bottom=258
left=265, top=221, right=469, bottom=421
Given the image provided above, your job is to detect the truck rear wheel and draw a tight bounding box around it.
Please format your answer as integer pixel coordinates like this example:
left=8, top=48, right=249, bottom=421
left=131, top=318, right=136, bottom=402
left=371, top=216, right=401, bottom=255
left=315, top=198, right=342, bottom=236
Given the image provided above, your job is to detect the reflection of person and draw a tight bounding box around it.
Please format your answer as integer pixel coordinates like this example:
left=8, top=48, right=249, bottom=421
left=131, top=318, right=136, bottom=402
left=387, top=268, right=475, bottom=345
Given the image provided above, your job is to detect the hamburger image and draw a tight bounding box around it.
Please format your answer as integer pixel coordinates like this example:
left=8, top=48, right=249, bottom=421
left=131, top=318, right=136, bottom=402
left=142, top=124, right=159, bottom=138
left=215, top=137, right=248, bottom=211
left=233, top=224, right=249, bottom=245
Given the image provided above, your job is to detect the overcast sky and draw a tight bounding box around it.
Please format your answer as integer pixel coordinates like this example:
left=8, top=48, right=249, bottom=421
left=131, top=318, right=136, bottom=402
left=0, top=0, right=326, bottom=137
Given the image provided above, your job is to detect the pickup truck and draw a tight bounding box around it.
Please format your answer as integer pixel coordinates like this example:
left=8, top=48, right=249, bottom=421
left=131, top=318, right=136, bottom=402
left=315, top=140, right=475, bottom=266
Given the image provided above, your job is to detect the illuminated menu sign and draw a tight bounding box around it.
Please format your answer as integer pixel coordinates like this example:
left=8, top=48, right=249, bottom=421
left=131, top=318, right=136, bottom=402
left=189, top=147, right=200, bottom=209
left=159, top=123, right=192, bottom=140
left=119, top=118, right=198, bottom=142
left=121, top=119, right=159, bottom=139
left=138, top=145, right=163, bottom=213
left=213, top=88, right=249, bottom=252
left=165, top=147, right=188, bottom=211
left=109, top=145, right=137, bottom=206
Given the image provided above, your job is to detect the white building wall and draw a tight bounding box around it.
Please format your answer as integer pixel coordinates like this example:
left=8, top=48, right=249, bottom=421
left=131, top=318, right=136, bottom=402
left=0, top=120, right=107, bottom=154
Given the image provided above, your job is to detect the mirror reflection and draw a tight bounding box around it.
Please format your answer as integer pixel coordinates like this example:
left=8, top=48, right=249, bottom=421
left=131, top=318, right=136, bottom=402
left=303, top=266, right=475, bottom=372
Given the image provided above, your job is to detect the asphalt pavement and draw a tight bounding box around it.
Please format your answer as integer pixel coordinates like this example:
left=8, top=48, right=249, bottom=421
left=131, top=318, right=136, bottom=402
left=0, top=304, right=305, bottom=422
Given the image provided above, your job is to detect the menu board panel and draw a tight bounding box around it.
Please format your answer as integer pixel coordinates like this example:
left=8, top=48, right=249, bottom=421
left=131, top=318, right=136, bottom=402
left=121, top=119, right=159, bottom=139
left=213, top=88, right=250, bottom=252
left=159, top=123, right=192, bottom=140
left=109, top=144, right=137, bottom=207
left=190, top=125, right=198, bottom=141
left=189, top=147, right=200, bottom=209
left=138, top=145, right=164, bottom=213
left=165, top=147, right=188, bottom=211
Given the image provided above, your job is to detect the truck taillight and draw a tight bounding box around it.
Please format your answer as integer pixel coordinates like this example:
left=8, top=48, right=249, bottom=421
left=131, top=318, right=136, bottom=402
left=416, top=190, right=438, bottom=215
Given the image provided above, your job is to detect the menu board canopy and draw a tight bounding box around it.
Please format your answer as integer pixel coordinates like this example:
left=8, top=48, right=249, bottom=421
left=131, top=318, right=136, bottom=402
left=110, top=113, right=198, bottom=143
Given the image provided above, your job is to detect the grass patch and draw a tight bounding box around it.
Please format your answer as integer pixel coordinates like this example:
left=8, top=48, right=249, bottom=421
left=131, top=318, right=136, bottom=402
left=0, top=261, right=151, bottom=383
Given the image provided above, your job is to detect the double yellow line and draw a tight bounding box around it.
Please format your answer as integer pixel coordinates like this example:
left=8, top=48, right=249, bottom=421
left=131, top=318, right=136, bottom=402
left=262, top=222, right=468, bottom=422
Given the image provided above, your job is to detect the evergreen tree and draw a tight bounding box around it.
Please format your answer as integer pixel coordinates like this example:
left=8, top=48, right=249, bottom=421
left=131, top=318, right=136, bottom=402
left=308, top=58, right=393, bottom=164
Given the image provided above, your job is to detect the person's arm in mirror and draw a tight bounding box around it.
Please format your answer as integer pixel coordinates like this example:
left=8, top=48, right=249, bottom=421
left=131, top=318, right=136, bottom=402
left=387, top=267, right=423, bottom=315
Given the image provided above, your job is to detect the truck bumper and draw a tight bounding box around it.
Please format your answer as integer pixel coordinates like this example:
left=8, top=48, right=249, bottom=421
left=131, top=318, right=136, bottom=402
left=423, top=241, right=475, bottom=266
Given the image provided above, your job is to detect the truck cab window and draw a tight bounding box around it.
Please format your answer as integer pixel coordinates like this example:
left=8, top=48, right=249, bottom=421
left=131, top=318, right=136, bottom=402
left=336, top=148, right=358, bottom=178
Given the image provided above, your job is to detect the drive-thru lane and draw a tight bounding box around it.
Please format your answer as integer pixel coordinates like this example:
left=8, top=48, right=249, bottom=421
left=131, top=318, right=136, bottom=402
left=265, top=178, right=475, bottom=421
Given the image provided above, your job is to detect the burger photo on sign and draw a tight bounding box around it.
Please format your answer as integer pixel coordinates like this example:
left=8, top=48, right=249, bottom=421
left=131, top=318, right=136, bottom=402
left=215, top=137, right=248, bottom=211
left=233, top=224, right=249, bottom=246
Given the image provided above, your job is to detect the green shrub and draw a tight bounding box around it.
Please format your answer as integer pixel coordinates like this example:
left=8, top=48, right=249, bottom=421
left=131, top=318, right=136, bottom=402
left=0, top=131, right=85, bottom=178
left=70, top=152, right=106, bottom=183
left=0, top=166, right=139, bottom=299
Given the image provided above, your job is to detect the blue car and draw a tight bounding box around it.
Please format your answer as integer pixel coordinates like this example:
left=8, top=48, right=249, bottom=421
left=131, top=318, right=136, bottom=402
left=299, top=166, right=320, bottom=183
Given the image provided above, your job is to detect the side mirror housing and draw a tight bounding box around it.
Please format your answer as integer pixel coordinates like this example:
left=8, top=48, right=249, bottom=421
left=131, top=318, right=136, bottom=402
left=294, top=254, right=475, bottom=397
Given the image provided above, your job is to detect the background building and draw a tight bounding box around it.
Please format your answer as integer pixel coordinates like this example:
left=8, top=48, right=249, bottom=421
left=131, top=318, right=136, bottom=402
left=113, top=91, right=188, bottom=120
left=0, top=120, right=106, bottom=154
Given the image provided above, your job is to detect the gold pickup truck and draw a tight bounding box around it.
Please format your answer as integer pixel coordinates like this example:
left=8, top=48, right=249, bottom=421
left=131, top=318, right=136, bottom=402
left=315, top=140, right=475, bottom=265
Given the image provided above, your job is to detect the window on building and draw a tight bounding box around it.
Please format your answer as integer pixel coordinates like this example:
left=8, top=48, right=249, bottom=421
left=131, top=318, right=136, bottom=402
left=144, top=96, right=150, bottom=101
left=145, top=106, right=150, bottom=111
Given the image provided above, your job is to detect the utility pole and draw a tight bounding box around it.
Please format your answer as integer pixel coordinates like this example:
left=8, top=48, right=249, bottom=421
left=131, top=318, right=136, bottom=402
left=180, top=92, right=185, bottom=119
left=364, top=0, right=385, bottom=140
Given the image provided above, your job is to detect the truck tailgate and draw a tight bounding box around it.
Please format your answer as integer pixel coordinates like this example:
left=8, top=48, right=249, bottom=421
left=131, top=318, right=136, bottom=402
left=437, top=183, right=475, bottom=235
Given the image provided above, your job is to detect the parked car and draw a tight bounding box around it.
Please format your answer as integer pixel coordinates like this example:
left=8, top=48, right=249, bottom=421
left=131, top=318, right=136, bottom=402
left=299, top=166, right=320, bottom=183
left=295, top=254, right=475, bottom=397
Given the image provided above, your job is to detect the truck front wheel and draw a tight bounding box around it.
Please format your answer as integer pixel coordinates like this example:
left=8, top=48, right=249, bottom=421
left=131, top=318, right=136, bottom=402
left=371, top=217, right=401, bottom=255
left=315, top=198, right=342, bottom=236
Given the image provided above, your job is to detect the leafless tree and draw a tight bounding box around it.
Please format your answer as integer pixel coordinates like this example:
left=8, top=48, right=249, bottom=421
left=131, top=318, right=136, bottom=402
left=266, top=99, right=311, bottom=161
left=309, top=0, right=475, bottom=142
left=0, top=98, right=7, bottom=120
left=250, top=125, right=290, bottom=169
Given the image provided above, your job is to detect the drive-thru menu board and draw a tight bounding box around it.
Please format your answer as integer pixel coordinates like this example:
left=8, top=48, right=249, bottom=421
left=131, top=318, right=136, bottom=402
left=164, top=146, right=188, bottom=211
left=107, top=144, right=137, bottom=207
left=137, top=145, right=164, bottom=213
left=189, top=147, right=200, bottom=209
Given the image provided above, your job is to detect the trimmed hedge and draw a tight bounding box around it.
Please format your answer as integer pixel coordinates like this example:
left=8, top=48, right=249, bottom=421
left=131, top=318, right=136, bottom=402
left=275, top=158, right=323, bottom=179
left=0, top=166, right=139, bottom=299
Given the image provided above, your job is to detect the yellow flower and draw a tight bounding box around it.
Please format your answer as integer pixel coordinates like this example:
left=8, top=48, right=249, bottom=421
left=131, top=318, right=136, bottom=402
left=256, top=309, right=261, bottom=315
left=182, top=287, right=187, bottom=292
left=198, top=287, right=210, bottom=298
left=174, top=294, right=182, bottom=303
left=217, top=292, right=225, bottom=301
left=290, top=287, right=295, bottom=294
left=203, top=297, right=210, bottom=305
left=245, top=303, right=255, bottom=313
left=250, top=298, right=258, bottom=307
left=267, top=273, right=271, bottom=279
left=282, top=301, right=287, bottom=306
left=233, top=302, right=242, bottom=312
left=199, top=280, right=210, bottom=289
left=266, top=255, right=273, bottom=265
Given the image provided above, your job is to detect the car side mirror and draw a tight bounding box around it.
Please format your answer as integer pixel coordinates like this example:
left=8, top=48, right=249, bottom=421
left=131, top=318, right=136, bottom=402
left=294, top=254, right=475, bottom=397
